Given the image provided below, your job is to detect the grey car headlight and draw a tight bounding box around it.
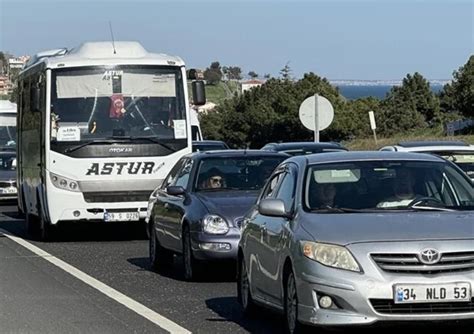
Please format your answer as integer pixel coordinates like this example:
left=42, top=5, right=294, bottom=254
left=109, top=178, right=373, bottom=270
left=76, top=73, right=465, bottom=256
left=203, top=214, right=229, bottom=234
left=302, top=241, right=361, bottom=272
left=50, top=172, right=81, bottom=192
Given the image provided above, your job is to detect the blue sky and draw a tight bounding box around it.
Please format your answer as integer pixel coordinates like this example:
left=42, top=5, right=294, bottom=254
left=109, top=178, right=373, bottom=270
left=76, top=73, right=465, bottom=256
left=0, top=0, right=472, bottom=80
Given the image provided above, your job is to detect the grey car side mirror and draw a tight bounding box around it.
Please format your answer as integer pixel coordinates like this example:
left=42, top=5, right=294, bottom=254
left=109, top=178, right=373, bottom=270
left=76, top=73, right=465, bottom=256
left=167, top=186, right=186, bottom=196
left=258, top=199, right=290, bottom=218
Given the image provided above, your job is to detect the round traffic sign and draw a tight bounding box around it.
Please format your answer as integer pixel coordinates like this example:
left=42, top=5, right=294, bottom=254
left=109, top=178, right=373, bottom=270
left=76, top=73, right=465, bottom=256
left=298, top=95, right=334, bottom=131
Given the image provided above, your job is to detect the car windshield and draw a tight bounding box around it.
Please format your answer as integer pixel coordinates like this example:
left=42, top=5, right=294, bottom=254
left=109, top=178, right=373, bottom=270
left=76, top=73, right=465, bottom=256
left=305, top=160, right=474, bottom=212
left=0, top=154, right=16, bottom=171
left=0, top=113, right=17, bottom=147
left=51, top=65, right=186, bottom=142
left=195, top=156, right=284, bottom=191
left=439, top=152, right=474, bottom=180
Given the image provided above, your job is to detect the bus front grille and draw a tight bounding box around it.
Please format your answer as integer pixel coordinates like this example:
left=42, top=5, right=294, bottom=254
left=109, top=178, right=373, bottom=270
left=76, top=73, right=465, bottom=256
left=83, top=191, right=152, bottom=203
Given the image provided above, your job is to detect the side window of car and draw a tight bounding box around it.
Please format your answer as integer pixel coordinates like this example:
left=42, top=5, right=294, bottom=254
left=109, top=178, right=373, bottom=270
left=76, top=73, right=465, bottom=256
left=259, top=169, right=285, bottom=201
left=161, top=159, right=185, bottom=190
left=275, top=165, right=297, bottom=212
left=173, top=159, right=194, bottom=188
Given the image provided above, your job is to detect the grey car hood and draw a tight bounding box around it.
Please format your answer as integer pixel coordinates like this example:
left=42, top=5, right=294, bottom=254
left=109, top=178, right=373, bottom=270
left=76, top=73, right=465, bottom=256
left=0, top=169, right=16, bottom=182
left=195, top=191, right=259, bottom=225
left=301, top=211, right=474, bottom=245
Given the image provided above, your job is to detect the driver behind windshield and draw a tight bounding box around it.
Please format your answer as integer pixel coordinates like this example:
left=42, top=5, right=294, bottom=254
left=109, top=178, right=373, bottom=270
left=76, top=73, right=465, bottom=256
left=377, top=168, right=420, bottom=208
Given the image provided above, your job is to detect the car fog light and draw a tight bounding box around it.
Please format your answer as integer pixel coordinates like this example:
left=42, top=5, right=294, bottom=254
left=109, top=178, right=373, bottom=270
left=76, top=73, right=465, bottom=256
left=73, top=210, right=80, bottom=217
left=319, top=296, right=333, bottom=309
left=199, top=242, right=231, bottom=251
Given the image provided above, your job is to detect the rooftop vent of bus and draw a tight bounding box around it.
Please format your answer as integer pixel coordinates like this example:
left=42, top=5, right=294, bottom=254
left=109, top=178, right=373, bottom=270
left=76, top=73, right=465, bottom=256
left=68, top=41, right=148, bottom=59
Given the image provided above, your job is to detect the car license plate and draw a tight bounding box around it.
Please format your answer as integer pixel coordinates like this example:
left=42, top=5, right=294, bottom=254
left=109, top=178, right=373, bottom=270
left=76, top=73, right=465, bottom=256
left=394, top=282, right=471, bottom=304
left=104, top=211, right=140, bottom=222
left=1, top=187, right=17, bottom=194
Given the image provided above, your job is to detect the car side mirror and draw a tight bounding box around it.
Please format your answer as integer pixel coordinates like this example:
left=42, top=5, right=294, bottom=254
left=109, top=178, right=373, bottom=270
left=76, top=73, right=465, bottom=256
left=167, top=186, right=186, bottom=196
left=258, top=199, right=290, bottom=218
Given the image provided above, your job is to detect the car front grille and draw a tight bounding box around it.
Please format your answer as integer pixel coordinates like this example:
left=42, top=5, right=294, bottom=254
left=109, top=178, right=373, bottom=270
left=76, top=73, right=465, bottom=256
left=371, top=252, right=474, bottom=274
left=83, top=191, right=151, bottom=203
left=370, top=298, right=474, bottom=314
left=0, top=180, right=16, bottom=188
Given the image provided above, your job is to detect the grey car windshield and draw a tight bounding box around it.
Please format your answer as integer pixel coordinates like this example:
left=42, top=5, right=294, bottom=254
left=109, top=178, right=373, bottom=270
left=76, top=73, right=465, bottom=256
left=196, top=157, right=283, bottom=191
left=51, top=65, right=186, bottom=142
left=306, top=160, right=474, bottom=211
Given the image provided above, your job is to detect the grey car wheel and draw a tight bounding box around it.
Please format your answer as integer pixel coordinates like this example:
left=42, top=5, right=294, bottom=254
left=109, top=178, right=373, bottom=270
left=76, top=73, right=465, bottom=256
left=284, top=271, right=302, bottom=334
left=238, top=256, right=257, bottom=314
left=149, top=221, right=173, bottom=269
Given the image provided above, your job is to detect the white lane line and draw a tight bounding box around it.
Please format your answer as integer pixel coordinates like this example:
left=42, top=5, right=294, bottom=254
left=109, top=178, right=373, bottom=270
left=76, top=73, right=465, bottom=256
left=0, top=228, right=191, bottom=334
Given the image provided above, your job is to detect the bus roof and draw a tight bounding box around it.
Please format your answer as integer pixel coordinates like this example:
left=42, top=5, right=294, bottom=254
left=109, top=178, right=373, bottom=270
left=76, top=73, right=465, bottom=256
left=22, top=41, right=185, bottom=73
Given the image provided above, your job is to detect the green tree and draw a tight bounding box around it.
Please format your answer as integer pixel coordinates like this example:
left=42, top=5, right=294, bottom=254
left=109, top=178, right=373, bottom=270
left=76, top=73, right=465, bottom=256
left=378, top=72, right=441, bottom=135
left=440, top=55, right=474, bottom=118
left=280, top=62, right=292, bottom=81
left=248, top=71, right=258, bottom=79
left=263, top=73, right=271, bottom=79
left=204, top=61, right=223, bottom=85
left=228, top=66, right=242, bottom=80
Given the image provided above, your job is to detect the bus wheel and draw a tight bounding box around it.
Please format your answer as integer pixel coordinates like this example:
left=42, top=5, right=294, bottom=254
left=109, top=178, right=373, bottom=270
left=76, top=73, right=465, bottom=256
left=39, top=209, right=56, bottom=242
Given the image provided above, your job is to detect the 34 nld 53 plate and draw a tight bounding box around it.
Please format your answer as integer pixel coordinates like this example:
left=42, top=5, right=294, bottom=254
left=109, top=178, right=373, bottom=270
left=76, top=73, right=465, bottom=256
left=394, top=282, right=471, bottom=304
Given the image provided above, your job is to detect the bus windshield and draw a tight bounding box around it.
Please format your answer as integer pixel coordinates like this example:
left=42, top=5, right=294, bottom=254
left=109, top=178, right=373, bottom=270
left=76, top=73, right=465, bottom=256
left=51, top=65, right=187, bottom=143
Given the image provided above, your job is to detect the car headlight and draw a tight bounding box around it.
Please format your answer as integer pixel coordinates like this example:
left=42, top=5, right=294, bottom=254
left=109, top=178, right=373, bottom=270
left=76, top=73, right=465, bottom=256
left=203, top=214, right=229, bottom=234
left=301, top=241, right=361, bottom=272
left=50, top=173, right=81, bottom=192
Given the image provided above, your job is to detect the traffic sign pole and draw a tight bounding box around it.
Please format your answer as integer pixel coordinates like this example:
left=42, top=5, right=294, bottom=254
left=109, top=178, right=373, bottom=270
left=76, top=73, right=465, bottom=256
left=314, top=94, right=319, bottom=142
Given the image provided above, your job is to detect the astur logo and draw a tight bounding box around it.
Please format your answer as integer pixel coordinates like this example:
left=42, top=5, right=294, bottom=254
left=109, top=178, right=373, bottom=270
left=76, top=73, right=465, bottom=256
left=86, top=162, right=156, bottom=175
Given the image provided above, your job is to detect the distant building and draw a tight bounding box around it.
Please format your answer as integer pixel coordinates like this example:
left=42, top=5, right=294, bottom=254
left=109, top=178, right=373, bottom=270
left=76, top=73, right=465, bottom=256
left=241, top=79, right=264, bottom=93
left=8, top=56, right=29, bottom=73
left=0, top=75, right=11, bottom=95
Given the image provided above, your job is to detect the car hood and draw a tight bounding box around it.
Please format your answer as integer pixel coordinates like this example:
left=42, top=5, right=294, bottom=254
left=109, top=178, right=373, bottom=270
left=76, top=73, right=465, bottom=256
left=0, top=169, right=16, bottom=182
left=301, top=211, right=474, bottom=245
left=195, top=191, right=259, bottom=225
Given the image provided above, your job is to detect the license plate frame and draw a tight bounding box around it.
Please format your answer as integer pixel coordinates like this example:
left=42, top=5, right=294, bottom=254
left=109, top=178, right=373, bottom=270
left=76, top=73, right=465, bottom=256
left=393, top=282, right=471, bottom=304
left=104, top=211, right=140, bottom=222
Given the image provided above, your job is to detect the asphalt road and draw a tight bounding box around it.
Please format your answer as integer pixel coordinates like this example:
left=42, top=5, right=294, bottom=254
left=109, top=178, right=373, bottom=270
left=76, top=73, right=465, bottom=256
left=0, top=203, right=472, bottom=334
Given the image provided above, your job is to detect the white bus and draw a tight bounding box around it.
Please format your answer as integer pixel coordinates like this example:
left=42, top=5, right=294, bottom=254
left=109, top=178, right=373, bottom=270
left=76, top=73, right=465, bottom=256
left=17, top=41, right=205, bottom=239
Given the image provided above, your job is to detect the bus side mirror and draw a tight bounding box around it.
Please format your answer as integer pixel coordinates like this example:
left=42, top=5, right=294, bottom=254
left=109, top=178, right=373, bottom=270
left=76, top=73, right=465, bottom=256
left=192, top=81, right=206, bottom=106
left=32, top=87, right=41, bottom=112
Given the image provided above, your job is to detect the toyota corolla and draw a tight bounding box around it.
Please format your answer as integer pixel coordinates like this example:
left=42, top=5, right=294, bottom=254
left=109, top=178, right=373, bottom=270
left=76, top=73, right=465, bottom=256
left=238, top=151, right=474, bottom=333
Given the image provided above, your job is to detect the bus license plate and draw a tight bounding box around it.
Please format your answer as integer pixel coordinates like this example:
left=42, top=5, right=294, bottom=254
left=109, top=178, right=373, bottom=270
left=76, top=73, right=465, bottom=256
left=394, top=282, right=471, bottom=304
left=104, top=211, right=140, bottom=222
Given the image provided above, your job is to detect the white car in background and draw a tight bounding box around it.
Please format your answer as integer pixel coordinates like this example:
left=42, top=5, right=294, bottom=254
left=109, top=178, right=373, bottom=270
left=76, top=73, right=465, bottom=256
left=380, top=140, right=474, bottom=180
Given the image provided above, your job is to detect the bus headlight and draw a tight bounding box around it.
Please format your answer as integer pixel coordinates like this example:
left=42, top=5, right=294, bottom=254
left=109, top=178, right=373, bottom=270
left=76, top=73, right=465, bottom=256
left=50, top=173, right=81, bottom=192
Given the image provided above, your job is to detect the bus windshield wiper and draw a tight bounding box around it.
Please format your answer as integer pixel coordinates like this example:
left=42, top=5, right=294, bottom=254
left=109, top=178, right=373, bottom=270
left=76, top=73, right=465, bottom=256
left=64, top=139, right=116, bottom=153
left=110, top=136, right=177, bottom=152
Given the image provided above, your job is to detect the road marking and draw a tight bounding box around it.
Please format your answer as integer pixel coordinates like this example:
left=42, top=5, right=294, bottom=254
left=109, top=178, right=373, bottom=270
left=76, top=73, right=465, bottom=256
left=0, top=228, right=191, bottom=334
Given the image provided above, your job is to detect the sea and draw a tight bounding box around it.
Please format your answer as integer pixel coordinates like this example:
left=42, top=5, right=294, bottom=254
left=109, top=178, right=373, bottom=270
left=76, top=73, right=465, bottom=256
left=336, top=84, right=444, bottom=100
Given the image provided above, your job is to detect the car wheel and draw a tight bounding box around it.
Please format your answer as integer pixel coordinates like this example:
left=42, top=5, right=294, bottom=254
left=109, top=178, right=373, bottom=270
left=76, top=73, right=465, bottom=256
left=182, top=225, right=199, bottom=281
left=237, top=256, right=257, bottom=314
left=284, top=270, right=302, bottom=334
left=149, top=221, right=173, bottom=269
left=26, top=213, right=39, bottom=236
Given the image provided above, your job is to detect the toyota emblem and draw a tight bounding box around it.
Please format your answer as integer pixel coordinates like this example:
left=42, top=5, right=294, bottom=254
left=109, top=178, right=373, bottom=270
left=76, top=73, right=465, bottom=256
left=419, top=248, right=441, bottom=265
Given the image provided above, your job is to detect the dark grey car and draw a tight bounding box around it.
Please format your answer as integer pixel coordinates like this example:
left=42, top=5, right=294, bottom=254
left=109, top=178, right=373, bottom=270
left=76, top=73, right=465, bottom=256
left=0, top=150, right=17, bottom=200
left=238, top=151, right=474, bottom=333
left=147, top=150, right=287, bottom=280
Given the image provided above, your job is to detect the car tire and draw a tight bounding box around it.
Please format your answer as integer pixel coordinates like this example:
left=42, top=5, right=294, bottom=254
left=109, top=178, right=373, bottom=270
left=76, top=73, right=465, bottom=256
left=237, top=256, right=257, bottom=315
left=149, top=220, right=173, bottom=269
left=182, top=225, right=200, bottom=281
left=284, top=270, right=303, bottom=334
left=26, top=213, right=39, bottom=236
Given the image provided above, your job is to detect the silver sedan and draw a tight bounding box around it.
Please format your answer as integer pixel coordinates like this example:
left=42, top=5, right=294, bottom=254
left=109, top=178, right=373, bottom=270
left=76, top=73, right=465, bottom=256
left=237, top=151, right=474, bottom=333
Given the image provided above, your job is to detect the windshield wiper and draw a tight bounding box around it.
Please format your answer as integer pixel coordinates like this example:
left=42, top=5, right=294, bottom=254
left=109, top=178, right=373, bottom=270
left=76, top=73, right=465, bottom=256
left=408, top=205, right=455, bottom=212
left=310, top=207, right=360, bottom=213
left=64, top=139, right=116, bottom=153
left=110, top=136, right=176, bottom=152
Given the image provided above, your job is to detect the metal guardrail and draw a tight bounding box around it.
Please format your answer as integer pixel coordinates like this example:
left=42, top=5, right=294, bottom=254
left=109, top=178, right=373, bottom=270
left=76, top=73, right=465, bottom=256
left=446, top=119, right=474, bottom=136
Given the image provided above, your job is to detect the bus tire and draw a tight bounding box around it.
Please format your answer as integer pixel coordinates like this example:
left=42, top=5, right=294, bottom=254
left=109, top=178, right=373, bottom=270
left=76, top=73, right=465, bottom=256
left=26, top=213, right=40, bottom=236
